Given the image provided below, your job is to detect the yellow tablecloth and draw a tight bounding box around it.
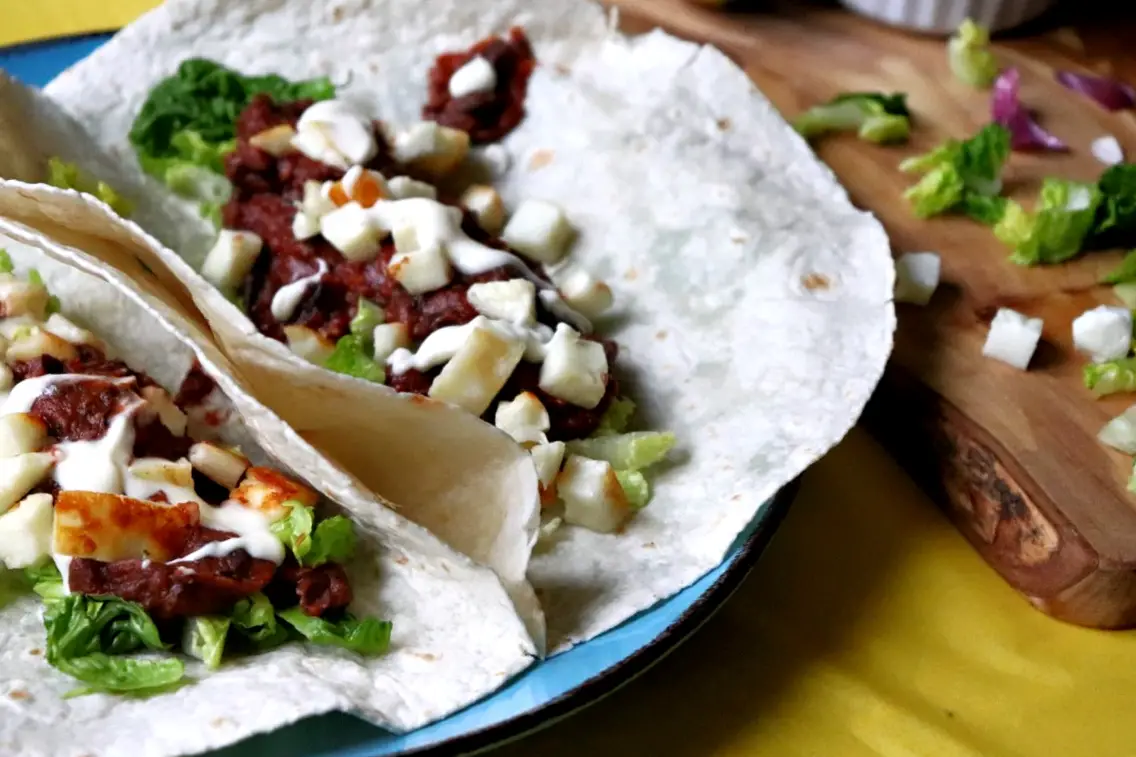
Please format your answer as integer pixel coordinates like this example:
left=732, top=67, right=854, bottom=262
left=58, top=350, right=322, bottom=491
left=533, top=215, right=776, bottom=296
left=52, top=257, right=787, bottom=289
left=6, top=5, right=1135, bottom=756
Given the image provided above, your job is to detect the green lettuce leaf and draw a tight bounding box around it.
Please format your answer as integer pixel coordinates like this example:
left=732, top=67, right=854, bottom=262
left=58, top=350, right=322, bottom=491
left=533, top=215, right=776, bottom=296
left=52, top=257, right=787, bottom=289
left=305, top=516, right=357, bottom=567
left=615, top=470, right=650, bottom=509
left=1102, top=250, right=1136, bottom=284
left=182, top=616, right=231, bottom=670
left=0, top=249, right=13, bottom=274
left=997, top=179, right=1102, bottom=265
left=56, top=654, right=185, bottom=698
left=24, top=561, right=65, bottom=600
left=595, top=397, right=636, bottom=436
left=350, top=300, right=385, bottom=345
left=948, top=19, right=1000, bottom=89
left=1084, top=357, right=1136, bottom=397
left=902, top=124, right=1011, bottom=219
left=46, top=157, right=133, bottom=217
left=277, top=608, right=391, bottom=656
left=793, top=92, right=911, bottom=144
left=325, top=335, right=386, bottom=383
left=270, top=499, right=316, bottom=561
left=1089, top=163, right=1136, bottom=249
left=229, top=593, right=290, bottom=650
left=566, top=432, right=676, bottom=471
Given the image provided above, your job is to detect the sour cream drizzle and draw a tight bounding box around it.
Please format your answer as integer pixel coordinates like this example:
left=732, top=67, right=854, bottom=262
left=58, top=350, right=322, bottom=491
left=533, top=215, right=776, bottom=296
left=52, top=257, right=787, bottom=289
left=271, top=259, right=329, bottom=322
left=386, top=315, right=553, bottom=376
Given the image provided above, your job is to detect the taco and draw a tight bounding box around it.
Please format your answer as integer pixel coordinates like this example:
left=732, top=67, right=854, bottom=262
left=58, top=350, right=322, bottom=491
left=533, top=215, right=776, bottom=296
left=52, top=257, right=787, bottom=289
left=0, top=219, right=537, bottom=756
left=8, top=0, right=894, bottom=651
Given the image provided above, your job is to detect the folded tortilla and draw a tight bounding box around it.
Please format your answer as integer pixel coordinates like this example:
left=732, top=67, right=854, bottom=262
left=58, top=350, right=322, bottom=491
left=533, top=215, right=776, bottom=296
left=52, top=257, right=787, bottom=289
left=9, top=0, right=894, bottom=653
left=0, top=217, right=537, bottom=757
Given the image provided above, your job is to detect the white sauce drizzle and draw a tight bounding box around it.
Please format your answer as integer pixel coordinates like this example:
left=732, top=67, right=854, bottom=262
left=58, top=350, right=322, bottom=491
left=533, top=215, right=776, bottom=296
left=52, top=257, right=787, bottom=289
left=53, top=555, right=72, bottom=595
left=295, top=100, right=377, bottom=167
left=173, top=501, right=284, bottom=564
left=448, top=56, right=498, bottom=99
left=386, top=315, right=553, bottom=375
left=270, top=259, right=329, bottom=322
left=54, top=407, right=140, bottom=494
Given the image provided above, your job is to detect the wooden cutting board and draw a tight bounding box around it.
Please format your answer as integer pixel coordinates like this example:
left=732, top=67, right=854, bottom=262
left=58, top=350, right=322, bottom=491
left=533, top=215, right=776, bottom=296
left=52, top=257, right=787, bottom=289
left=606, top=0, right=1136, bottom=628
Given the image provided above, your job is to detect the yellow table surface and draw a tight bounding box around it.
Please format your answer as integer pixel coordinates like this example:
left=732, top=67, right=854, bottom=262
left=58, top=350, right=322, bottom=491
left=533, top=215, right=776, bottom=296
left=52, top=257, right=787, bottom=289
left=6, top=4, right=1136, bottom=756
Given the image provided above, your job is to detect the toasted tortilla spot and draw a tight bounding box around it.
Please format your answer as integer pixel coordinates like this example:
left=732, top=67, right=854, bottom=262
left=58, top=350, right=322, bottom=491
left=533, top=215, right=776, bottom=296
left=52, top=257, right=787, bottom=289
left=527, top=149, right=554, bottom=171
left=802, top=273, right=830, bottom=291
left=655, top=330, right=667, bottom=340
left=716, top=117, right=732, bottom=131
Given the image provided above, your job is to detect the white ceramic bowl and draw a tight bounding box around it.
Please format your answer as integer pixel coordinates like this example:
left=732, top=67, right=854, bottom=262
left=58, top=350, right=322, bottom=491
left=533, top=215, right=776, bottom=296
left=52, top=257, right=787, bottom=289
left=839, top=0, right=1060, bottom=34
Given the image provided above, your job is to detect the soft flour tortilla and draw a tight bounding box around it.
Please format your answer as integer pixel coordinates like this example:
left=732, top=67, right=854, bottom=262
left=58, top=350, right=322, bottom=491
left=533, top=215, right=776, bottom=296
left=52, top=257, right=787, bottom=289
left=0, top=218, right=537, bottom=757
left=29, top=0, right=895, bottom=650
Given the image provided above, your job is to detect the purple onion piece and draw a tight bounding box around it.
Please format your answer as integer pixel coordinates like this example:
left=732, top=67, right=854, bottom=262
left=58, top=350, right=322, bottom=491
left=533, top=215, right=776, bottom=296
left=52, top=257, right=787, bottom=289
left=992, top=68, right=1068, bottom=152
left=1056, top=70, right=1136, bottom=111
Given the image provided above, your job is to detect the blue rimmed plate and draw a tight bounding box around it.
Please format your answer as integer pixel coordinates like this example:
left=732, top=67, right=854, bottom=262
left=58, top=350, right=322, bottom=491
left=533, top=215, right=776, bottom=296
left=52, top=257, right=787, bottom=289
left=0, top=34, right=796, bottom=757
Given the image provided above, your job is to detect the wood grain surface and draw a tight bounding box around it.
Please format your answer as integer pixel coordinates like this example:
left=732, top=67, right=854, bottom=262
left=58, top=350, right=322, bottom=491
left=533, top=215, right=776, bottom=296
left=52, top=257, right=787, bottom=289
left=606, top=0, right=1136, bottom=627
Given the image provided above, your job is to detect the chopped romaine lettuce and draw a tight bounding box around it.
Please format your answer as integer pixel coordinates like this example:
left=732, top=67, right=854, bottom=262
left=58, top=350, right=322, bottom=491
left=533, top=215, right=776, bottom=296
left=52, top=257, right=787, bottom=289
left=182, top=616, right=231, bottom=670
left=349, top=300, right=384, bottom=345
left=42, top=594, right=181, bottom=696
left=325, top=335, right=387, bottom=383
left=1102, top=250, right=1136, bottom=284
left=46, top=157, right=133, bottom=217
left=276, top=608, right=391, bottom=656
left=1084, top=357, right=1136, bottom=396
left=229, top=593, right=290, bottom=650
left=996, top=179, right=1101, bottom=265
left=615, top=470, right=650, bottom=509
left=901, top=124, right=1011, bottom=219
left=24, top=561, right=65, bottom=600
left=948, top=19, right=1000, bottom=89
left=567, top=431, right=676, bottom=472
left=959, top=193, right=1008, bottom=225
left=271, top=499, right=316, bottom=560
left=793, top=92, right=911, bottom=144
left=0, top=569, right=23, bottom=610
left=0, top=249, right=13, bottom=274
left=595, top=397, right=636, bottom=436
left=271, top=502, right=357, bottom=567
left=1089, top=163, right=1136, bottom=249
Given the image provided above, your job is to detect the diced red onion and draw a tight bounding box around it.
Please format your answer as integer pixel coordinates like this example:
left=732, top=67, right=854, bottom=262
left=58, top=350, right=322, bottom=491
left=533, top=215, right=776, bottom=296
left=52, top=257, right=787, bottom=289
left=992, top=68, right=1068, bottom=152
left=1056, top=70, right=1136, bottom=111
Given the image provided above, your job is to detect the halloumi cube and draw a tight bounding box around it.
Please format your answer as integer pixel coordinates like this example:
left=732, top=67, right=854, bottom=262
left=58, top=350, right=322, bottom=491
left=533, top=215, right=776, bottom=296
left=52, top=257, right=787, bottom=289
left=189, top=442, right=250, bottom=489
left=283, top=324, right=336, bottom=365
left=140, top=386, right=188, bottom=437
left=6, top=327, right=78, bottom=363
left=0, top=414, right=47, bottom=458
left=531, top=441, right=566, bottom=507
left=388, top=243, right=453, bottom=295
left=0, top=493, right=54, bottom=569
left=501, top=200, right=573, bottom=264
left=291, top=126, right=350, bottom=170
left=466, top=279, right=536, bottom=326
left=0, top=279, right=49, bottom=320
left=229, top=466, right=318, bottom=521
left=302, top=180, right=337, bottom=219
left=128, top=458, right=195, bottom=489
left=53, top=491, right=200, bottom=562
left=249, top=124, right=298, bottom=157
left=202, top=230, right=264, bottom=291
left=0, top=454, right=57, bottom=514
left=320, top=202, right=382, bottom=262
left=538, top=323, right=608, bottom=409
left=372, top=322, right=410, bottom=364
left=495, top=392, right=550, bottom=444
left=550, top=264, right=613, bottom=320
left=460, top=185, right=506, bottom=235
left=387, top=176, right=438, bottom=200
left=292, top=212, right=322, bottom=241
left=43, top=313, right=100, bottom=347
left=557, top=455, right=632, bottom=533
left=394, top=122, right=470, bottom=178
left=429, top=324, right=526, bottom=415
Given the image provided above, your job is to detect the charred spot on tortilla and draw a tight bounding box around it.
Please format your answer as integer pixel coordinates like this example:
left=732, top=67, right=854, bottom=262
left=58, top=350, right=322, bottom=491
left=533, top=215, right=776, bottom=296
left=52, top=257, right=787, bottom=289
left=802, top=273, right=831, bottom=291
left=527, top=149, right=555, bottom=171
left=716, top=118, right=732, bottom=131
left=423, top=27, right=536, bottom=144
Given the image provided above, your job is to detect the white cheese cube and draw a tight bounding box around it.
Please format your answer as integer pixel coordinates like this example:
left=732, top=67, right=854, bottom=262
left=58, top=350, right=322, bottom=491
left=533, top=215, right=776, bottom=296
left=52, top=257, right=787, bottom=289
left=6, top=328, right=78, bottom=363
left=43, top=313, right=99, bottom=347
left=189, top=442, right=250, bottom=490
left=393, top=122, right=470, bottom=177
left=429, top=324, right=526, bottom=415
left=292, top=127, right=349, bottom=170
left=292, top=212, right=321, bottom=241
left=1092, top=135, right=1124, bottom=167
left=1073, top=305, right=1132, bottom=363
left=388, top=243, right=453, bottom=295
left=302, top=180, right=337, bottom=218
left=296, top=100, right=378, bottom=166
left=466, top=279, right=536, bottom=326
left=372, top=322, right=410, bottom=364
left=460, top=185, right=506, bottom=235
left=0, top=280, right=48, bottom=320
left=139, top=386, right=188, bottom=437
left=320, top=202, right=382, bottom=262
left=501, top=200, right=574, bottom=264
left=982, top=308, right=1043, bottom=370
left=0, top=414, right=47, bottom=458
left=550, top=263, right=613, bottom=320
left=449, top=56, right=497, bottom=99
left=283, top=324, right=335, bottom=365
left=53, top=491, right=201, bottom=562
left=0, top=453, right=54, bottom=515
left=387, top=176, right=438, bottom=201
left=531, top=441, right=566, bottom=488
left=0, top=493, right=53, bottom=569
left=128, top=457, right=195, bottom=489
left=230, top=466, right=318, bottom=520
left=894, top=252, right=941, bottom=306
left=495, top=392, right=550, bottom=444
left=538, top=323, right=608, bottom=409
left=202, top=230, right=264, bottom=291
left=248, top=124, right=298, bottom=157
left=557, top=455, right=632, bottom=534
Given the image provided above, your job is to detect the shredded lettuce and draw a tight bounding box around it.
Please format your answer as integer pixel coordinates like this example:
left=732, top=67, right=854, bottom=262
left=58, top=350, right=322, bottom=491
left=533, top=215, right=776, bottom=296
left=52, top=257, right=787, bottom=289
left=325, top=335, right=387, bottom=383
left=42, top=594, right=182, bottom=696
left=350, top=301, right=385, bottom=345
left=25, top=561, right=65, bottom=600
left=1103, top=250, right=1136, bottom=284
left=567, top=431, right=676, bottom=471
left=181, top=616, right=231, bottom=670
left=1084, top=357, right=1136, bottom=396
left=229, top=593, right=290, bottom=651
left=793, top=92, right=910, bottom=144
left=901, top=124, right=1011, bottom=219
left=996, top=179, right=1102, bottom=265
left=276, top=608, right=392, bottom=656
left=948, top=19, right=1000, bottom=89
left=45, top=157, right=133, bottom=217
left=129, top=59, right=334, bottom=216
left=0, top=249, right=12, bottom=274
left=270, top=499, right=315, bottom=559
left=595, top=397, right=636, bottom=436
left=615, top=470, right=651, bottom=509
left=271, top=502, right=357, bottom=567
left=1089, top=163, right=1136, bottom=249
